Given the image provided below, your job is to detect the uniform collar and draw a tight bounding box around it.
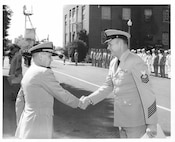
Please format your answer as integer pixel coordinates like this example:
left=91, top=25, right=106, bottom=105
left=32, top=62, right=51, bottom=69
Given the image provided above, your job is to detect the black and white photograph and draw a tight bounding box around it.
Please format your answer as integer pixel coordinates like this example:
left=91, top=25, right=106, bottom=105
left=1, top=0, right=173, bottom=141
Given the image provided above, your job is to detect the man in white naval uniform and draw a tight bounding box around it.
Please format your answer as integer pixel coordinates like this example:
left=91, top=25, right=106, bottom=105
left=79, top=29, right=158, bottom=138
left=15, top=42, right=81, bottom=139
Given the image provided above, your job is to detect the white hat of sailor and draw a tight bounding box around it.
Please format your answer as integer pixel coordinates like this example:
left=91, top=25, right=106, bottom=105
left=103, top=29, right=131, bottom=43
left=29, top=42, right=54, bottom=54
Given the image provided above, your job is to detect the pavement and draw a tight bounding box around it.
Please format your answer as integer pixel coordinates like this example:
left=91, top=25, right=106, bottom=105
left=2, top=57, right=171, bottom=139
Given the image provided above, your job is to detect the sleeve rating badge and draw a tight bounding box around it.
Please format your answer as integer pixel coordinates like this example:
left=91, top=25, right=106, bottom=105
left=140, top=71, right=149, bottom=83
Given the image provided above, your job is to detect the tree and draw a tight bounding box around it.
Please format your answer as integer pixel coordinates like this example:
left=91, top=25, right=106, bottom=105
left=77, top=29, right=88, bottom=47
left=3, top=5, right=13, bottom=52
left=65, top=40, right=88, bottom=62
left=63, top=29, right=89, bottom=62
left=14, top=35, right=33, bottom=51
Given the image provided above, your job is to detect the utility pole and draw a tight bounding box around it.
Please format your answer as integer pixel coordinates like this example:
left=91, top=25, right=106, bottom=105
left=23, top=5, right=35, bottom=66
left=23, top=5, right=36, bottom=45
left=23, top=5, right=33, bottom=36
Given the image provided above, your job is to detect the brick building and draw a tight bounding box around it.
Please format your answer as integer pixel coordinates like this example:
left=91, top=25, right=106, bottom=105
left=63, top=5, right=170, bottom=50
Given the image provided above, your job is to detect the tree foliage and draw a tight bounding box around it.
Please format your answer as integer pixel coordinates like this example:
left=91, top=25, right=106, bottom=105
left=3, top=5, right=13, bottom=50
left=77, top=29, right=88, bottom=47
left=65, top=40, right=88, bottom=62
left=64, top=29, right=89, bottom=62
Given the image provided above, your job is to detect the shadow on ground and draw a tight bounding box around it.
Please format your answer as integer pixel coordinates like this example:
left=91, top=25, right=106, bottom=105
left=53, top=83, right=119, bottom=138
left=3, top=76, right=170, bottom=139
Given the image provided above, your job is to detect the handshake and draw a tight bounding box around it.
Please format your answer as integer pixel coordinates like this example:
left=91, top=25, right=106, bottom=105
left=78, top=96, right=93, bottom=110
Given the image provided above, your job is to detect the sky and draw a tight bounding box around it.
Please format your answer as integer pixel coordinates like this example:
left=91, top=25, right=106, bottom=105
left=6, top=1, right=64, bottom=47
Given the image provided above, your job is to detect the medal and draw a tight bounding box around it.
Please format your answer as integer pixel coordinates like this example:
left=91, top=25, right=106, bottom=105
left=141, top=71, right=149, bottom=83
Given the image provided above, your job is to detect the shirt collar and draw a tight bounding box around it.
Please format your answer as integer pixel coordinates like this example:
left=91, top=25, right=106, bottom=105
left=32, top=62, right=51, bottom=69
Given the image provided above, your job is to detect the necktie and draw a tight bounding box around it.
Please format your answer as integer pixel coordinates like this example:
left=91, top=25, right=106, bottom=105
left=117, top=60, right=120, bottom=66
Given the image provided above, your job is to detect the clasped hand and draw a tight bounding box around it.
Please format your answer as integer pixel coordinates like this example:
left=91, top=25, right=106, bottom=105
left=78, top=96, right=91, bottom=110
left=146, top=124, right=157, bottom=138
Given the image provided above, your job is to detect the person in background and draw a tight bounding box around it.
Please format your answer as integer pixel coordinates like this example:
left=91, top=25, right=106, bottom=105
left=131, top=49, right=136, bottom=53
left=151, top=48, right=156, bottom=73
left=79, top=29, right=158, bottom=138
left=153, top=50, right=159, bottom=77
left=62, top=54, right=66, bottom=65
left=106, top=50, right=112, bottom=69
left=102, top=48, right=107, bottom=68
left=157, top=50, right=162, bottom=77
left=94, top=49, right=97, bottom=67
left=146, top=50, right=152, bottom=75
left=159, top=50, right=166, bottom=78
left=8, top=44, right=23, bottom=101
left=74, top=49, right=78, bottom=66
left=15, top=42, right=82, bottom=139
left=95, top=49, right=100, bottom=67
left=90, top=49, right=94, bottom=66
left=136, top=49, right=141, bottom=58
left=166, top=49, right=171, bottom=78
left=141, top=48, right=147, bottom=64
left=98, top=49, right=103, bottom=67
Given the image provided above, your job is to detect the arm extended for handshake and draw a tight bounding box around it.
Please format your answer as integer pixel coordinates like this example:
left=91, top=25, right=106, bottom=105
left=78, top=96, right=93, bottom=110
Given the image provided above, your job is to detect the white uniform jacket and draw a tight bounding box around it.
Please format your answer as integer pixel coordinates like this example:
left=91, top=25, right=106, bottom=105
left=88, top=50, right=157, bottom=127
left=15, top=63, right=79, bottom=139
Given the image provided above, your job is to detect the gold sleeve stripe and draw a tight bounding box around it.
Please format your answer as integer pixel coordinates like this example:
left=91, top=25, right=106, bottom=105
left=148, top=100, right=157, bottom=118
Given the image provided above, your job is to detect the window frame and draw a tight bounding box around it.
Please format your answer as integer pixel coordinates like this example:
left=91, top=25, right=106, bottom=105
left=101, top=6, right=111, bottom=20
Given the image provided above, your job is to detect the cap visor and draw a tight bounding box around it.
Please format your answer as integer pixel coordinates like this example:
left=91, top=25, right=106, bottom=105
left=104, top=39, right=112, bottom=44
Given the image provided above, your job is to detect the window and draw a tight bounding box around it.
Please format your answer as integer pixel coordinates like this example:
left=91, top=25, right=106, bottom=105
left=82, top=5, right=86, bottom=21
left=162, top=32, right=169, bottom=45
left=72, top=8, right=75, bottom=18
left=72, top=8, right=76, bottom=23
left=69, top=10, right=72, bottom=33
left=65, top=33, right=67, bottom=45
left=65, top=15, right=67, bottom=26
left=76, top=6, right=79, bottom=22
left=82, top=5, right=86, bottom=29
left=122, top=8, right=131, bottom=20
left=72, top=32, right=75, bottom=41
left=101, top=6, right=111, bottom=20
left=69, top=10, right=71, bottom=18
left=144, top=9, right=152, bottom=22
left=163, top=9, right=170, bottom=23
left=69, top=32, right=71, bottom=42
left=65, top=15, right=68, bottom=33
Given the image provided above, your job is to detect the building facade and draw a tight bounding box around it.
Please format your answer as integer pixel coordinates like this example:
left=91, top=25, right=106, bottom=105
left=63, top=5, right=170, bottom=50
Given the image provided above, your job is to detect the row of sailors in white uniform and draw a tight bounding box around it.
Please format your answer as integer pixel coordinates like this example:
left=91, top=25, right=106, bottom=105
left=90, top=48, right=171, bottom=78
left=131, top=48, right=171, bottom=78
left=90, top=49, right=112, bottom=68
